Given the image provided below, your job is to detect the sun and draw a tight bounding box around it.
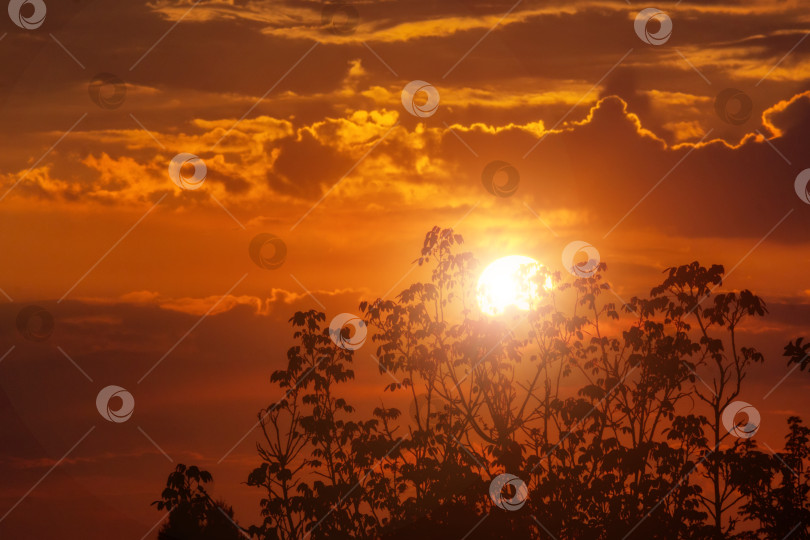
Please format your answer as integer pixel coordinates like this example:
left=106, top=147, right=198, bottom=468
left=476, top=255, right=551, bottom=316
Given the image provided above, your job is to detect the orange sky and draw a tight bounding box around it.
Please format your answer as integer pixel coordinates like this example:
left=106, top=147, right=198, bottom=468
left=1, top=0, right=810, bottom=537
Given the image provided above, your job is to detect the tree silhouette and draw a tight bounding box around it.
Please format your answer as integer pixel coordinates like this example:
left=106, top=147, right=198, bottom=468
left=152, top=464, right=246, bottom=540
left=154, top=227, right=810, bottom=539
left=738, top=417, right=810, bottom=538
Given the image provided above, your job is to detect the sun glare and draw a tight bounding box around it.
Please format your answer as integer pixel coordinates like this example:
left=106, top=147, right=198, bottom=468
left=476, top=255, right=550, bottom=316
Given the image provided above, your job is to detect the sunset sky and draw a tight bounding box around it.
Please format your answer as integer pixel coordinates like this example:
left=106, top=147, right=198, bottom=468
left=1, top=0, right=810, bottom=537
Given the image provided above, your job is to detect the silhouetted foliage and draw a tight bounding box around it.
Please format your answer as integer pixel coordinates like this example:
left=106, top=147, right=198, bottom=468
left=785, top=338, right=810, bottom=372
left=738, top=417, right=810, bottom=538
left=154, top=227, right=810, bottom=539
left=152, top=464, right=246, bottom=540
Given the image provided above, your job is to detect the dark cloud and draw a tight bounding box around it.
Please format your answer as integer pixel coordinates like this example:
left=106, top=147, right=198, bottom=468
left=268, top=128, right=357, bottom=198
left=440, top=93, right=809, bottom=241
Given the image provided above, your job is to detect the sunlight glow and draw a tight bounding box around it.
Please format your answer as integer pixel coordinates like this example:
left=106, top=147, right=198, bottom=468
left=476, top=255, right=550, bottom=316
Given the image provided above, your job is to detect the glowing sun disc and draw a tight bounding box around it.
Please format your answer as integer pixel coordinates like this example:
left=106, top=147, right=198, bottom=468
left=476, top=255, right=549, bottom=316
